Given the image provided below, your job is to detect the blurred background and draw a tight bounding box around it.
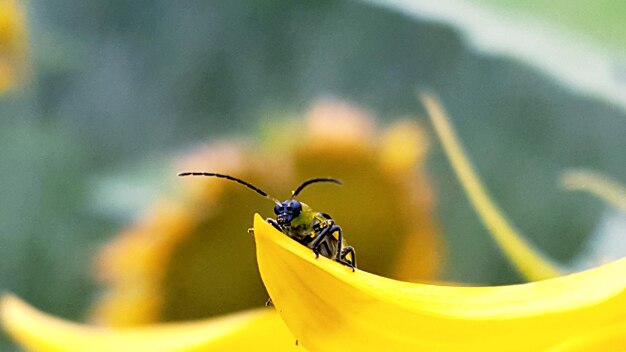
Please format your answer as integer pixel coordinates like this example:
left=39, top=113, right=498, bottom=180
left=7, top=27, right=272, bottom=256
left=1, top=0, right=625, bottom=350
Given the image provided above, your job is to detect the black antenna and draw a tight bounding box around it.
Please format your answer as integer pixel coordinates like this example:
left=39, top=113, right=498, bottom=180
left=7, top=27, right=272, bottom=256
left=292, top=177, right=343, bottom=198
left=178, top=172, right=280, bottom=204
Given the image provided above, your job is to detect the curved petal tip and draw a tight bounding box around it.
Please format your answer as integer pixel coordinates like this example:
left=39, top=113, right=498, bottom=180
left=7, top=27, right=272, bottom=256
left=254, top=213, right=626, bottom=352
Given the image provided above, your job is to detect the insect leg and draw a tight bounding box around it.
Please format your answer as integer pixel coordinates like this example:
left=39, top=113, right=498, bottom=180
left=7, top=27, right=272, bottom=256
left=319, top=240, right=333, bottom=258
left=318, top=212, right=332, bottom=220
left=340, top=245, right=356, bottom=270
left=266, top=218, right=282, bottom=231
left=310, top=224, right=356, bottom=270
left=329, top=225, right=344, bottom=261
left=309, top=220, right=335, bottom=257
left=329, top=225, right=356, bottom=271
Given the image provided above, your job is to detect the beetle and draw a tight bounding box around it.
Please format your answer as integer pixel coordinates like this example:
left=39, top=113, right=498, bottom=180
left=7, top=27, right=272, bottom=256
left=178, top=172, right=356, bottom=271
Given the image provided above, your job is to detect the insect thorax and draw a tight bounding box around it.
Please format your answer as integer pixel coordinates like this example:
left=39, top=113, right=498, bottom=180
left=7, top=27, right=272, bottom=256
left=280, top=209, right=326, bottom=244
left=281, top=223, right=314, bottom=243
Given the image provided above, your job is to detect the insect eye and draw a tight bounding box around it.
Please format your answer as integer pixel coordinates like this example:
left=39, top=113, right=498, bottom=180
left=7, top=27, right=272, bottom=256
left=273, top=204, right=281, bottom=214
left=292, top=201, right=302, bottom=213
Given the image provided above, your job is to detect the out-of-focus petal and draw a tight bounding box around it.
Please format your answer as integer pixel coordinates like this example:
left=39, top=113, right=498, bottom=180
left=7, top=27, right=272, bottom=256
left=420, top=93, right=564, bottom=280
left=561, top=169, right=626, bottom=210
left=254, top=213, right=626, bottom=351
left=0, top=0, right=27, bottom=92
left=93, top=143, right=281, bottom=325
left=94, top=101, right=444, bottom=325
left=562, top=170, right=626, bottom=270
left=1, top=294, right=301, bottom=352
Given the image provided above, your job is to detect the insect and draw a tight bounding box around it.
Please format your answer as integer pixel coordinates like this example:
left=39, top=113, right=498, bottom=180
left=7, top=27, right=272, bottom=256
left=178, top=172, right=356, bottom=271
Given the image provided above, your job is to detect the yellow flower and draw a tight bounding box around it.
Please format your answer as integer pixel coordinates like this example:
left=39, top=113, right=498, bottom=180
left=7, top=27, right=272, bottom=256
left=253, top=213, right=626, bottom=351
left=93, top=100, right=442, bottom=327
left=0, top=0, right=27, bottom=93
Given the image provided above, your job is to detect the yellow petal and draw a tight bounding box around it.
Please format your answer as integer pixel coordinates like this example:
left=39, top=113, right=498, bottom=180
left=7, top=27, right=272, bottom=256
left=419, top=93, right=564, bottom=281
left=561, top=169, right=626, bottom=211
left=1, top=294, right=301, bottom=352
left=253, top=214, right=626, bottom=351
left=545, top=321, right=626, bottom=352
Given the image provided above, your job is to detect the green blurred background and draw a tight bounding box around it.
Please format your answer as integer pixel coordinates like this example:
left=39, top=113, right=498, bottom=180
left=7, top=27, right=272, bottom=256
left=1, top=0, right=625, bottom=350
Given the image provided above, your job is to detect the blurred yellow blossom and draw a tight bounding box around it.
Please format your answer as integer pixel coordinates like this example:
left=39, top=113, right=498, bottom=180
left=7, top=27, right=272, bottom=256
left=92, top=100, right=443, bottom=326
left=0, top=0, right=27, bottom=92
